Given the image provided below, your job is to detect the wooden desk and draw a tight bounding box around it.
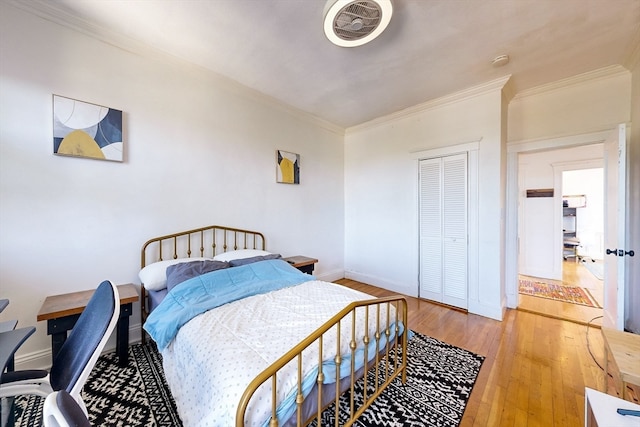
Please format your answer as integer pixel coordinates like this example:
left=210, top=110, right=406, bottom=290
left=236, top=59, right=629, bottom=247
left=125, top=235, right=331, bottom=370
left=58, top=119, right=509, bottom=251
left=283, top=256, right=318, bottom=275
left=602, top=327, right=640, bottom=402
left=37, top=284, right=138, bottom=367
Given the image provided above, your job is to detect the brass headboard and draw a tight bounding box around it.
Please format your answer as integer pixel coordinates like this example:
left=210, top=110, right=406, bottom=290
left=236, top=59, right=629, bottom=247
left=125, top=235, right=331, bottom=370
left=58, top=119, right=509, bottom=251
left=141, top=224, right=266, bottom=268
left=139, top=225, right=266, bottom=336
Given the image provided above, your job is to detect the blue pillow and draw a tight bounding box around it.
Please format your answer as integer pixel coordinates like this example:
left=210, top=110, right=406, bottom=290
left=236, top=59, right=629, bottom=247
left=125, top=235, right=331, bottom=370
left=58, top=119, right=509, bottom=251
left=229, top=254, right=282, bottom=267
left=165, top=260, right=229, bottom=292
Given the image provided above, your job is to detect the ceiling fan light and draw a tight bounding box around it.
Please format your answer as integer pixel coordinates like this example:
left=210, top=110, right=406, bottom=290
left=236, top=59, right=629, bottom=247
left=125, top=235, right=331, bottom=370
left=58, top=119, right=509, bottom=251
left=323, top=0, right=393, bottom=48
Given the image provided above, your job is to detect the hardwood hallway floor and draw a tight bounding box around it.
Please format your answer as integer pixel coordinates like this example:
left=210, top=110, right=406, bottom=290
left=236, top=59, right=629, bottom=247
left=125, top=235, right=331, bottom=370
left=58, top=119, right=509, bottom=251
left=335, top=278, right=607, bottom=427
left=518, top=260, right=604, bottom=326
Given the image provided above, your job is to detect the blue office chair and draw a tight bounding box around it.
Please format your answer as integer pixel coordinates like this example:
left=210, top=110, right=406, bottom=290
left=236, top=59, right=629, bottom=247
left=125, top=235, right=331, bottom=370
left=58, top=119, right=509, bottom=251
left=0, top=281, right=120, bottom=415
left=43, top=390, right=91, bottom=427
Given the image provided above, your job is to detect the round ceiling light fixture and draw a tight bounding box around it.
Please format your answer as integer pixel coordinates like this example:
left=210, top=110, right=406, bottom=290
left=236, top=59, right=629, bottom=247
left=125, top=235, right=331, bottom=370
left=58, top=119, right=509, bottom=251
left=492, top=54, right=510, bottom=67
left=323, top=0, right=393, bottom=48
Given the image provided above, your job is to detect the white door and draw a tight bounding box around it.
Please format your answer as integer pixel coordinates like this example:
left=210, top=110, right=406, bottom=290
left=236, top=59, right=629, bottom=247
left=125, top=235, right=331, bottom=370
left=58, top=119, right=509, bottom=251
left=419, top=154, right=468, bottom=309
left=603, top=124, right=627, bottom=330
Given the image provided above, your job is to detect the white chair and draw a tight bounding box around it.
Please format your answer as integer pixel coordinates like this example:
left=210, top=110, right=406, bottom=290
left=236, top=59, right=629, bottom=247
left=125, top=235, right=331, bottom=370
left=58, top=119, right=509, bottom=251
left=43, top=390, right=91, bottom=427
left=0, top=281, right=119, bottom=415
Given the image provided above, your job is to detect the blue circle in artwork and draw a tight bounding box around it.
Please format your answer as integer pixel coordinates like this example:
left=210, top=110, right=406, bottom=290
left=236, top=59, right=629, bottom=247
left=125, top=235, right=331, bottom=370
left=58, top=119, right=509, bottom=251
left=94, top=109, right=122, bottom=148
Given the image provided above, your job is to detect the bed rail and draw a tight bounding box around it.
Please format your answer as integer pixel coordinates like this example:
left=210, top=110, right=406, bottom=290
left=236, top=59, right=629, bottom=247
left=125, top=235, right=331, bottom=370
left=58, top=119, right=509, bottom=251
left=237, top=295, right=409, bottom=427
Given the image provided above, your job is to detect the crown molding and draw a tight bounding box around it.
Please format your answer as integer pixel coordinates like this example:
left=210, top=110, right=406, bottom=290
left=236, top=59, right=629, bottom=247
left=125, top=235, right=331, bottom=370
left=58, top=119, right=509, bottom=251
left=5, top=0, right=346, bottom=136
left=511, top=65, right=630, bottom=101
left=346, top=75, right=512, bottom=134
left=506, top=127, right=618, bottom=153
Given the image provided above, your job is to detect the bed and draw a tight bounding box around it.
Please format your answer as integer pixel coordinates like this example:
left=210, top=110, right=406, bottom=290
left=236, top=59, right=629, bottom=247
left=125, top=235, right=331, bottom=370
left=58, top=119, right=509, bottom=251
left=139, top=225, right=408, bottom=427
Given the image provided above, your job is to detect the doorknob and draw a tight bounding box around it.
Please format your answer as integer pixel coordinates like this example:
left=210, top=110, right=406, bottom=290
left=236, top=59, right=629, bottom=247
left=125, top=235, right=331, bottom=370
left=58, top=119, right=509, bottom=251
left=605, top=248, right=635, bottom=257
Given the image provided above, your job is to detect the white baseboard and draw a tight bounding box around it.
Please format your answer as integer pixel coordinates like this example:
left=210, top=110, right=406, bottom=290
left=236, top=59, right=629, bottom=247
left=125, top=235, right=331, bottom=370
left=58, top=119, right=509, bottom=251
left=468, top=299, right=506, bottom=321
left=315, top=268, right=345, bottom=283
left=344, top=270, right=418, bottom=298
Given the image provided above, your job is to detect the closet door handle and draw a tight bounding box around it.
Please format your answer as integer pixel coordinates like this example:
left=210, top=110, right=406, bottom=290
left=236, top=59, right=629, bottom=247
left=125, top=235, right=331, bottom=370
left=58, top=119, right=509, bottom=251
left=606, top=248, right=618, bottom=256
left=625, top=250, right=635, bottom=257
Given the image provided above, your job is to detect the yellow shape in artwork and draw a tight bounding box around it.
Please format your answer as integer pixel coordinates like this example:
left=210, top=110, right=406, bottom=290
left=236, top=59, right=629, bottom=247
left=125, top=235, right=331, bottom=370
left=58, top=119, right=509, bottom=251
left=57, top=130, right=105, bottom=159
left=279, top=158, right=294, bottom=183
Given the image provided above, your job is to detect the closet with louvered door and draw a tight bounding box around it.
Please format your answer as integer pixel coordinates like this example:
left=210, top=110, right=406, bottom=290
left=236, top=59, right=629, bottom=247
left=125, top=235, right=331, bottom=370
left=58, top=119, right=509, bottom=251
left=419, top=153, right=468, bottom=309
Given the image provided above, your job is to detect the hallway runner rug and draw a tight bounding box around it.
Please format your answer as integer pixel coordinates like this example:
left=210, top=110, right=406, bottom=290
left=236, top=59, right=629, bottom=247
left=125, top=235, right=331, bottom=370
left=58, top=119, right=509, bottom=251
left=519, top=278, right=601, bottom=308
left=12, top=332, right=484, bottom=427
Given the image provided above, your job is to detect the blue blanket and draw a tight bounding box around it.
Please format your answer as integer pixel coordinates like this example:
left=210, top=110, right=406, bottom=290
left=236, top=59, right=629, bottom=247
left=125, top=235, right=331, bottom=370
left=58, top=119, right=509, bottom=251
left=144, top=259, right=313, bottom=350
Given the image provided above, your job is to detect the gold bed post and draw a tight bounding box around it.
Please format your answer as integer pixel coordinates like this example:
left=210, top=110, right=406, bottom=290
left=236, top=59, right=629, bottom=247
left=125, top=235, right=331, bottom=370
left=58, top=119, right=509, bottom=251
left=236, top=296, right=408, bottom=427
left=349, top=310, right=357, bottom=418
left=270, top=375, right=278, bottom=427
left=316, top=336, right=324, bottom=425
left=362, top=306, right=370, bottom=403
left=334, top=319, right=341, bottom=427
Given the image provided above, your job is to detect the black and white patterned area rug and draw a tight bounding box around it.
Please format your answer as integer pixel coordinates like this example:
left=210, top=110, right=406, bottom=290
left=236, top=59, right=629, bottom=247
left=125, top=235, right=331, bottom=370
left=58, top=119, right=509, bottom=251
left=13, top=342, right=180, bottom=427
left=13, top=332, right=483, bottom=427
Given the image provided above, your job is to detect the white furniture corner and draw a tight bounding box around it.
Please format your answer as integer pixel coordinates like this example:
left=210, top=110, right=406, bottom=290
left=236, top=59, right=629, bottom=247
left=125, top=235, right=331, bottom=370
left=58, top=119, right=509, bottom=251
left=585, top=387, right=640, bottom=427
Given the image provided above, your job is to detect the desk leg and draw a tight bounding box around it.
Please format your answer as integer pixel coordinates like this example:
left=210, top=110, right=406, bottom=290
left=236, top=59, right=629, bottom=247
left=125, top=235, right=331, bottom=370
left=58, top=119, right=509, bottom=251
left=116, top=303, right=132, bottom=367
left=51, top=332, right=66, bottom=362
left=47, top=314, right=80, bottom=364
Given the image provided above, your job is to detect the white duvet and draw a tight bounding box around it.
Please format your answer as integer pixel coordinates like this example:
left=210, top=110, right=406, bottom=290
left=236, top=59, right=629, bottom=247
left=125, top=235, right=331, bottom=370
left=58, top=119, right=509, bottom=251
left=160, top=280, right=394, bottom=427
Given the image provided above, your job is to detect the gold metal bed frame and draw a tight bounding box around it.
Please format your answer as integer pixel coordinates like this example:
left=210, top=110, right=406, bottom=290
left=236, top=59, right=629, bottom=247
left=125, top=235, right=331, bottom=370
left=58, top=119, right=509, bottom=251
left=140, top=225, right=408, bottom=427
left=140, top=224, right=266, bottom=330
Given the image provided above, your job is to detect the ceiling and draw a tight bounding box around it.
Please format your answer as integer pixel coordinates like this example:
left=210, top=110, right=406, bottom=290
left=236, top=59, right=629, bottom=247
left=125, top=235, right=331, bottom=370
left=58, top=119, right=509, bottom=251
left=13, top=0, right=640, bottom=128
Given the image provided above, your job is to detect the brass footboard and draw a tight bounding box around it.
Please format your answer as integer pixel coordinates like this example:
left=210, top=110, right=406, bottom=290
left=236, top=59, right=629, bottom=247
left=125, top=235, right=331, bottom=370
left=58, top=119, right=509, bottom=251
left=237, top=295, right=409, bottom=427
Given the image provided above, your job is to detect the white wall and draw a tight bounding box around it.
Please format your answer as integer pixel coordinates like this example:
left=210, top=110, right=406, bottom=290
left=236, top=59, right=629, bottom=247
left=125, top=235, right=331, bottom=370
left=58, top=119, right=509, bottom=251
left=343, top=81, right=509, bottom=321
left=0, top=3, right=345, bottom=367
left=508, top=67, right=632, bottom=142
left=563, top=168, right=604, bottom=260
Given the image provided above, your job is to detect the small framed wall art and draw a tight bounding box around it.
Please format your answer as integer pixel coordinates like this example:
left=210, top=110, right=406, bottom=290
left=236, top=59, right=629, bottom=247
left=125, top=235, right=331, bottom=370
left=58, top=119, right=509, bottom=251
left=53, top=94, right=123, bottom=162
left=276, top=150, right=300, bottom=184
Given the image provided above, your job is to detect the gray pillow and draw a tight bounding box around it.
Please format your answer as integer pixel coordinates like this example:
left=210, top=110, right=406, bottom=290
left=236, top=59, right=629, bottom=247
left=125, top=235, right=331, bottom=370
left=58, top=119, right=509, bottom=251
left=166, top=260, right=229, bottom=292
left=229, top=253, right=282, bottom=267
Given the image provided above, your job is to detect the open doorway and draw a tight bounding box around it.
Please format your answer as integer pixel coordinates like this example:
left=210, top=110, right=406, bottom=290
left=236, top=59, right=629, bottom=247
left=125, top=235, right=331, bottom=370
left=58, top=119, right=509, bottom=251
left=516, top=144, right=604, bottom=325
left=560, top=168, right=604, bottom=307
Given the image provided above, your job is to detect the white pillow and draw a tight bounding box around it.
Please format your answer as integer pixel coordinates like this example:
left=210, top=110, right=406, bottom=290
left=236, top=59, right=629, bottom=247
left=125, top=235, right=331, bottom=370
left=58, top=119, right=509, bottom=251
left=212, top=249, right=271, bottom=262
left=139, top=257, right=209, bottom=291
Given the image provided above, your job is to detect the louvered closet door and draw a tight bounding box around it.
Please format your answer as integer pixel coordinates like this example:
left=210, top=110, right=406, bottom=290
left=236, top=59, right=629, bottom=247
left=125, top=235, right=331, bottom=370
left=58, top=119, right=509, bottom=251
left=419, top=154, right=468, bottom=309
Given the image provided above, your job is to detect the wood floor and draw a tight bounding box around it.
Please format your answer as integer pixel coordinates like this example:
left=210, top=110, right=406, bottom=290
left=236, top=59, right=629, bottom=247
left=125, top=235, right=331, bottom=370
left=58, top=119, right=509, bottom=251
left=518, top=260, right=604, bottom=326
left=335, top=278, right=607, bottom=427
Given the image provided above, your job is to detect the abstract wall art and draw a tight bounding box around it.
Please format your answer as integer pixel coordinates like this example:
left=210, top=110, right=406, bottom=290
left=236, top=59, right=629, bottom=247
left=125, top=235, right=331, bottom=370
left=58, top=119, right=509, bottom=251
left=276, top=150, right=300, bottom=184
left=53, top=95, right=123, bottom=162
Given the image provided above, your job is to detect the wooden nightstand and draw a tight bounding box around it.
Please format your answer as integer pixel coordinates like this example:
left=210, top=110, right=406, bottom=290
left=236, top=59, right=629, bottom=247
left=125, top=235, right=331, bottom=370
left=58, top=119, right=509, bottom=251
left=283, top=256, right=318, bottom=275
